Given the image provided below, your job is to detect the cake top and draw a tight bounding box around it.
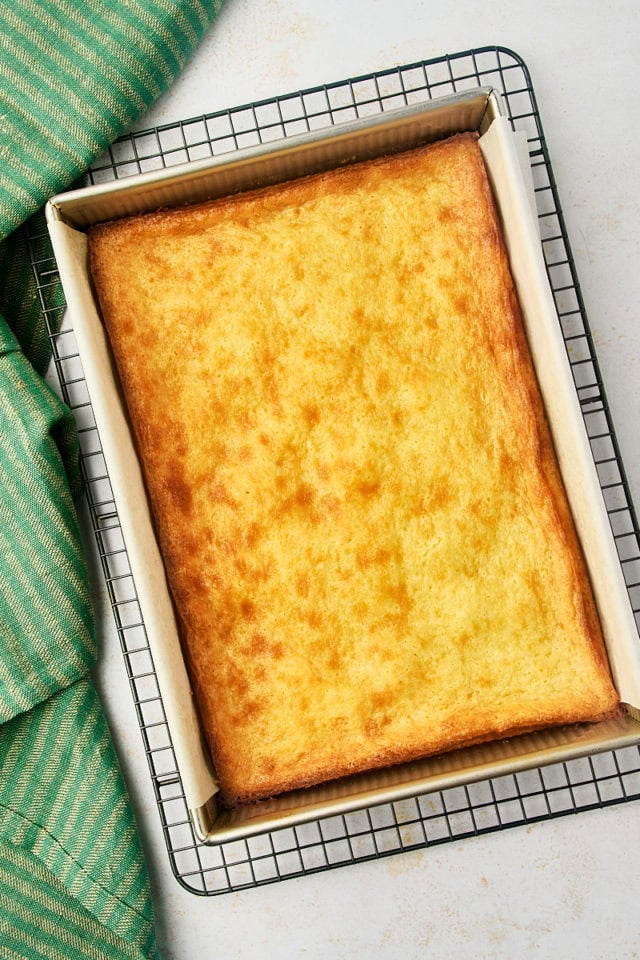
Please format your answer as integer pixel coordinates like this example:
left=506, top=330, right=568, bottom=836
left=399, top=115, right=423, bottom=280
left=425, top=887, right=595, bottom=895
left=89, top=133, right=618, bottom=804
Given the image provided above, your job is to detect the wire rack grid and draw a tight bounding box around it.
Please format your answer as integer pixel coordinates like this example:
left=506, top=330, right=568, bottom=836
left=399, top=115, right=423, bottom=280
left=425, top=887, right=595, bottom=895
left=27, top=45, right=640, bottom=896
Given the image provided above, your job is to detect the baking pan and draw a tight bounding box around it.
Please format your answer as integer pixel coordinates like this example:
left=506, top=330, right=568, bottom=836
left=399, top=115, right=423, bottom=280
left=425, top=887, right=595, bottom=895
left=46, top=86, right=640, bottom=844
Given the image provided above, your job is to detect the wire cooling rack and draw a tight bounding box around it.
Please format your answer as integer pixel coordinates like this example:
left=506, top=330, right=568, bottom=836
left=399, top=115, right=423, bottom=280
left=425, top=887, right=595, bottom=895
left=29, top=46, right=640, bottom=895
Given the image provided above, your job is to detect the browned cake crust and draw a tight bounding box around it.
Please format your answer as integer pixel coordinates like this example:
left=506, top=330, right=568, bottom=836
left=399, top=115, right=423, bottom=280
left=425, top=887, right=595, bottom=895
left=88, top=133, right=619, bottom=805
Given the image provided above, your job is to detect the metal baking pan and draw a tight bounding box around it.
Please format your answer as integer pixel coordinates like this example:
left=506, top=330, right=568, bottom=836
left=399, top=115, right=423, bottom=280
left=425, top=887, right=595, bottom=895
left=46, top=87, right=640, bottom=844
left=48, top=87, right=498, bottom=228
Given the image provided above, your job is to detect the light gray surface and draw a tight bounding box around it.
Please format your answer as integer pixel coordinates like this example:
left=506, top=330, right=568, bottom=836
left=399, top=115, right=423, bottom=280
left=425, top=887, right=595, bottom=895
left=90, top=2, right=640, bottom=957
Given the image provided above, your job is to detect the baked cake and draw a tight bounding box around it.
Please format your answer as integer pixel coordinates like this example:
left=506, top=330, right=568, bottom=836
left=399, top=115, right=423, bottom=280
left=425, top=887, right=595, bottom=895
left=88, top=132, right=619, bottom=805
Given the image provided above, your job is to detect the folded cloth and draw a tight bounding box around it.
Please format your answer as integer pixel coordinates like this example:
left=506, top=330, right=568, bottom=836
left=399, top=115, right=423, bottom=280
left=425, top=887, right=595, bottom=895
left=0, top=682, right=157, bottom=959
left=0, top=2, right=225, bottom=956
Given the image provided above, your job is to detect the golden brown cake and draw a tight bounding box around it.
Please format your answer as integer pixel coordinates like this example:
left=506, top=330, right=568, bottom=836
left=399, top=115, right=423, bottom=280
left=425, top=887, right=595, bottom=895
left=88, top=132, right=619, bottom=805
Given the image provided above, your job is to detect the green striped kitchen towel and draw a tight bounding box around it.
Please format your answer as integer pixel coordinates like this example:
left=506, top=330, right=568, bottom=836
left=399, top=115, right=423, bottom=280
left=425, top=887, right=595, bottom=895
left=1, top=2, right=225, bottom=957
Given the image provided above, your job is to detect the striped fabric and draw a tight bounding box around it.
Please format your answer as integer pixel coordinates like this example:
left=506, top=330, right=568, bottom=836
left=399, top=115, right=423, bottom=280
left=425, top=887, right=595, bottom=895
left=0, top=215, right=60, bottom=377
left=0, top=683, right=156, bottom=960
left=0, top=321, right=93, bottom=724
left=0, top=1, right=224, bottom=956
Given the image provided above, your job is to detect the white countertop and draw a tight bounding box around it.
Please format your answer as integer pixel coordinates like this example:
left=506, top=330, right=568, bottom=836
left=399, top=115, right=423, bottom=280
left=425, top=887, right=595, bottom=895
left=89, top=2, right=640, bottom=957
